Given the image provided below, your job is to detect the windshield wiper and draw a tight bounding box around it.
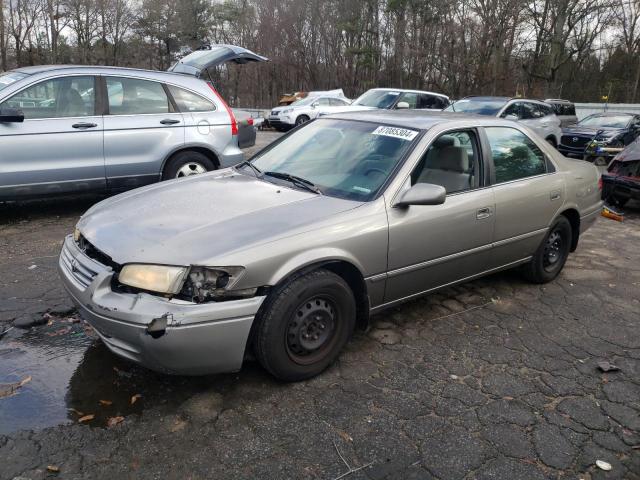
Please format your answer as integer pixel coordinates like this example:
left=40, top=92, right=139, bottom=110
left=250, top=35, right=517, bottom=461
left=263, top=171, right=322, bottom=194
left=235, top=160, right=263, bottom=178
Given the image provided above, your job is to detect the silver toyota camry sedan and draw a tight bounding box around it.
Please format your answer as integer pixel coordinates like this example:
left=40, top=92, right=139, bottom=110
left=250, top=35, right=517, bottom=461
left=59, top=111, right=602, bottom=381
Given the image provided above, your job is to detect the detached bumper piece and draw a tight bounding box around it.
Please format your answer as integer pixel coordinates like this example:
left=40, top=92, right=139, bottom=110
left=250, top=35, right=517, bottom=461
left=58, top=235, right=265, bottom=375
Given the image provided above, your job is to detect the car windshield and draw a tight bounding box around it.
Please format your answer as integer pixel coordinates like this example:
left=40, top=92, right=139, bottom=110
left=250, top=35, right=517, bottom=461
left=445, top=98, right=507, bottom=116
left=0, top=72, right=28, bottom=93
left=579, top=115, right=631, bottom=128
left=247, top=119, right=419, bottom=201
left=353, top=90, right=401, bottom=108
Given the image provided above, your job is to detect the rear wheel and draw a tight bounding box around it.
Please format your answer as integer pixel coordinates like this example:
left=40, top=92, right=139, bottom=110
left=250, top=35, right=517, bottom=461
left=522, top=216, right=572, bottom=284
left=253, top=269, right=356, bottom=381
left=162, top=151, right=215, bottom=180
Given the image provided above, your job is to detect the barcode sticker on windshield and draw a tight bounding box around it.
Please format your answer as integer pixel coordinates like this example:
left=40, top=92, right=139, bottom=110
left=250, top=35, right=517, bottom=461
left=372, top=126, right=419, bottom=141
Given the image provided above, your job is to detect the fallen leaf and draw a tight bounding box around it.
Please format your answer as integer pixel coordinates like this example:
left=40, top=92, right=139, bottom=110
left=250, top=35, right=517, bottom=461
left=337, top=429, right=353, bottom=442
left=130, top=393, right=142, bottom=405
left=99, top=399, right=113, bottom=406
left=596, top=460, right=612, bottom=471
left=47, top=326, right=72, bottom=337
left=68, top=408, right=84, bottom=416
left=107, top=416, right=124, bottom=428
left=597, top=361, right=620, bottom=373
left=47, top=465, right=60, bottom=473
left=78, top=414, right=95, bottom=423
left=0, top=375, right=32, bottom=399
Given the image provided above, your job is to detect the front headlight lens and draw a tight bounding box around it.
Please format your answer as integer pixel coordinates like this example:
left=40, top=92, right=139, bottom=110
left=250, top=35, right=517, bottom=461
left=282, top=108, right=292, bottom=114
left=118, top=264, right=188, bottom=294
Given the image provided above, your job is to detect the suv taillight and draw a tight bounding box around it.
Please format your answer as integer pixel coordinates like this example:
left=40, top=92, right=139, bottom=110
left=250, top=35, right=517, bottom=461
left=207, top=83, right=238, bottom=136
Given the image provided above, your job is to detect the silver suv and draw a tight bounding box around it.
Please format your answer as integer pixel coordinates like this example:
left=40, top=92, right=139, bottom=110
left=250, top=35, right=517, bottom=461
left=0, top=45, right=267, bottom=200
left=446, top=96, right=563, bottom=147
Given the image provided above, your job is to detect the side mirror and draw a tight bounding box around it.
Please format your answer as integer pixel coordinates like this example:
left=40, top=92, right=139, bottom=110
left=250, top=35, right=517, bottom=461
left=394, top=183, right=446, bottom=208
left=0, top=107, right=25, bottom=123
left=503, top=113, right=519, bottom=121
left=396, top=101, right=410, bottom=110
left=311, top=102, right=319, bottom=108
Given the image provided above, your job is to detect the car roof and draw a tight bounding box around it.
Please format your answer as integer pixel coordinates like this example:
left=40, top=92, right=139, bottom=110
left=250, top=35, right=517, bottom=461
left=368, top=87, right=449, bottom=99
left=324, top=109, right=504, bottom=130
left=11, top=64, right=191, bottom=79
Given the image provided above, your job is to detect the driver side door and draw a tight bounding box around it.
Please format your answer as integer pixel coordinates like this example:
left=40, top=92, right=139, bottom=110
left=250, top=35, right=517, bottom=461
left=0, top=75, right=105, bottom=199
left=384, top=129, right=495, bottom=303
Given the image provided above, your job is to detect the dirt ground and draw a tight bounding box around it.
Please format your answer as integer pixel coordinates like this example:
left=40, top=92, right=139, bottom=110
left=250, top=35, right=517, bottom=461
left=0, top=133, right=638, bottom=479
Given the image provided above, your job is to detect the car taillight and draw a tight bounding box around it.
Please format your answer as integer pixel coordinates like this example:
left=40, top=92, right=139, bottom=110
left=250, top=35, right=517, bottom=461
left=207, top=83, right=238, bottom=136
left=598, top=177, right=603, bottom=191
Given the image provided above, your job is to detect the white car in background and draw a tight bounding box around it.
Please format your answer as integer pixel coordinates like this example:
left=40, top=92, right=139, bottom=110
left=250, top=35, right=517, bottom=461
left=315, top=88, right=450, bottom=118
left=269, top=94, right=351, bottom=131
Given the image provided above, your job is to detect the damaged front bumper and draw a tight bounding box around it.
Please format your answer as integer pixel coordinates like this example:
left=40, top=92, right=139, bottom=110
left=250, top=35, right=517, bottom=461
left=58, top=235, right=265, bottom=375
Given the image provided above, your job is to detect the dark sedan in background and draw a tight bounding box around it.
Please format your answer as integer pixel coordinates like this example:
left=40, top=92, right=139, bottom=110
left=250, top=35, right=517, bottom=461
left=601, top=136, right=640, bottom=207
left=558, top=112, right=640, bottom=165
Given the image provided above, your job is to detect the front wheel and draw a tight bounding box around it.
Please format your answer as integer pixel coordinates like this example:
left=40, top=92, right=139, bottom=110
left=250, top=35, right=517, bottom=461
left=253, top=269, right=356, bottom=381
left=295, top=115, right=310, bottom=127
left=522, top=216, right=572, bottom=284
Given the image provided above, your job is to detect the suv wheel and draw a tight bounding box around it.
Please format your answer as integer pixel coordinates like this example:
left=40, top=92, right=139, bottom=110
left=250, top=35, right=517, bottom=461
left=522, top=216, right=572, bottom=283
left=295, top=115, right=310, bottom=127
left=253, top=269, right=356, bottom=381
left=162, top=151, right=216, bottom=180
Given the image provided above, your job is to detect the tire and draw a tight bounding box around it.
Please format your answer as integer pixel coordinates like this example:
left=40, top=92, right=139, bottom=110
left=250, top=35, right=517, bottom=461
left=253, top=269, right=356, bottom=381
left=295, top=115, right=310, bottom=127
left=522, top=216, right=572, bottom=284
left=162, top=151, right=215, bottom=180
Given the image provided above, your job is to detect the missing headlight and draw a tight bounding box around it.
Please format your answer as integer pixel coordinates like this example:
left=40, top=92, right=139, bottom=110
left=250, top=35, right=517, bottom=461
left=179, top=266, right=250, bottom=302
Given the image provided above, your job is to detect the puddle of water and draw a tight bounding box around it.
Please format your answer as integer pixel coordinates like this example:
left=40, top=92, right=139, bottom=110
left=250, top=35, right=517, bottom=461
left=0, top=319, right=241, bottom=434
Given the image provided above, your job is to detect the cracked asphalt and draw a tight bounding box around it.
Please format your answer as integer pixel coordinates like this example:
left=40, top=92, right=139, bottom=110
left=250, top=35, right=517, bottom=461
left=1, top=135, right=639, bottom=479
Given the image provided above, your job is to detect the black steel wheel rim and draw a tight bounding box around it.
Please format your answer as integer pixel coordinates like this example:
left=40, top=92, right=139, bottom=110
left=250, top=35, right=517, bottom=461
left=543, top=229, right=564, bottom=271
left=286, top=296, right=338, bottom=365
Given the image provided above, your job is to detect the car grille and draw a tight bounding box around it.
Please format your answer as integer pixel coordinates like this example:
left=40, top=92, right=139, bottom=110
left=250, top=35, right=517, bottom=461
left=270, top=110, right=279, bottom=116
left=60, top=241, right=101, bottom=289
left=561, top=135, right=591, bottom=148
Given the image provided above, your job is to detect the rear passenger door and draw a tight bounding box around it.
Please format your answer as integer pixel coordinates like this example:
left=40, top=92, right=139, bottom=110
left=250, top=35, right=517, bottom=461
left=484, top=126, right=564, bottom=267
left=385, top=129, right=495, bottom=303
left=102, top=76, right=184, bottom=190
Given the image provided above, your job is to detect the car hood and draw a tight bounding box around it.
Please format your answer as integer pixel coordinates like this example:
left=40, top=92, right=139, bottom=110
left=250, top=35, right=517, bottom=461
left=562, top=125, right=624, bottom=138
left=78, top=171, right=361, bottom=266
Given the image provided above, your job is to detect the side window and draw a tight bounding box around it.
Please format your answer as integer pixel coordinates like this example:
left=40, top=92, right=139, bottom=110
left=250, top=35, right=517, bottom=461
left=1, top=76, right=95, bottom=119
left=411, top=130, right=480, bottom=194
left=521, top=102, right=541, bottom=119
left=316, top=98, right=331, bottom=106
left=397, top=92, right=418, bottom=108
left=418, top=94, right=445, bottom=109
left=329, top=98, right=347, bottom=106
left=566, top=104, right=576, bottom=116
left=106, top=77, right=170, bottom=115
left=167, top=85, right=215, bottom=112
left=502, top=102, right=521, bottom=119
left=485, top=127, right=547, bottom=184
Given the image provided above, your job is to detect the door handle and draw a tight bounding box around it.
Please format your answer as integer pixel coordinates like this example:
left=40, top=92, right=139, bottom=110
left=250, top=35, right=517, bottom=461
left=160, top=119, right=181, bottom=125
left=72, top=122, right=97, bottom=129
left=476, top=207, right=493, bottom=219
left=550, top=191, right=561, bottom=201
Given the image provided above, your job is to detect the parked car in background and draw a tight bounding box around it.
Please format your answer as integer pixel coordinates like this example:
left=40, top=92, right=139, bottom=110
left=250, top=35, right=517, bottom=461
left=558, top=112, right=640, bottom=165
left=544, top=99, right=578, bottom=127
left=601, top=136, right=640, bottom=206
left=445, top=96, right=562, bottom=147
left=60, top=110, right=601, bottom=381
left=0, top=44, right=267, bottom=200
left=268, top=93, right=351, bottom=131
left=319, top=88, right=450, bottom=116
